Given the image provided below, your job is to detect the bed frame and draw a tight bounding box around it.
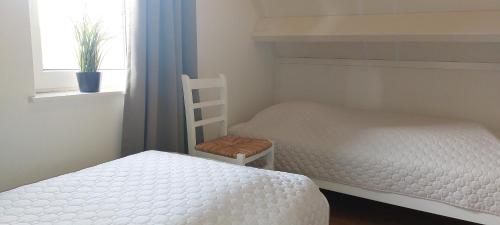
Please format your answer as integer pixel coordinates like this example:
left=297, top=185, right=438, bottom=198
left=313, top=179, right=500, bottom=225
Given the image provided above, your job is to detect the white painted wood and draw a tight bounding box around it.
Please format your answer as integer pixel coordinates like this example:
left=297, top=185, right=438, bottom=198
left=314, top=179, right=500, bottom=225
left=193, top=116, right=225, bottom=128
left=29, top=90, right=124, bottom=103
left=254, top=11, right=500, bottom=43
left=275, top=42, right=500, bottom=64
left=236, top=154, right=246, bottom=166
left=181, top=74, right=274, bottom=169
left=263, top=143, right=274, bottom=170
left=181, top=75, right=197, bottom=155
left=278, top=57, right=500, bottom=71
left=192, top=100, right=225, bottom=109
left=219, top=74, right=229, bottom=137
left=28, top=0, right=44, bottom=93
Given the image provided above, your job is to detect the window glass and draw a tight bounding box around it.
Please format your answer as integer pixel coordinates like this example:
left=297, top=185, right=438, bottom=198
left=37, top=0, right=127, bottom=70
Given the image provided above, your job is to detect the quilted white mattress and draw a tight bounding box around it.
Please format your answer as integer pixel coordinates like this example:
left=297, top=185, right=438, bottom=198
left=230, top=102, right=500, bottom=216
left=0, top=151, right=329, bottom=225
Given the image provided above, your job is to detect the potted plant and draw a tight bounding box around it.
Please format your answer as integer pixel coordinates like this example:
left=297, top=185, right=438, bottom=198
left=74, top=17, right=106, bottom=93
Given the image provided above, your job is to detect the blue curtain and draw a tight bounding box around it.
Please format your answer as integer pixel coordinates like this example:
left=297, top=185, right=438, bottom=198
left=121, top=0, right=200, bottom=156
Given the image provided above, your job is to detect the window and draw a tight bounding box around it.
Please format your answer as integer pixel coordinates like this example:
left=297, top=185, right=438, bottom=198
left=30, top=0, right=128, bottom=93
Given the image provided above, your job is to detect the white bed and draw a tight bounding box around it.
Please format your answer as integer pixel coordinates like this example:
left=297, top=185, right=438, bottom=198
left=230, top=102, right=500, bottom=225
left=0, top=151, right=329, bottom=225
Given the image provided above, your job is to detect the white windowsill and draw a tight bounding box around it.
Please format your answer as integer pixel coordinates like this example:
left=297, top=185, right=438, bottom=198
left=29, top=89, right=125, bottom=103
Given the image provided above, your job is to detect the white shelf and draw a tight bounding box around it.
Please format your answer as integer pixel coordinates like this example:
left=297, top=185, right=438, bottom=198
left=254, top=11, right=500, bottom=43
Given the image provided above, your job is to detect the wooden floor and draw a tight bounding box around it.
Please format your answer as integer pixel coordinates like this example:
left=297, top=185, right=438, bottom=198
left=323, top=190, right=479, bottom=225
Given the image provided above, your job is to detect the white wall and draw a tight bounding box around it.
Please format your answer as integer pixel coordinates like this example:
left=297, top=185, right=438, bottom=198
left=0, top=0, right=123, bottom=192
left=255, top=0, right=500, bottom=132
left=196, top=0, right=275, bottom=127
left=277, top=59, right=500, bottom=131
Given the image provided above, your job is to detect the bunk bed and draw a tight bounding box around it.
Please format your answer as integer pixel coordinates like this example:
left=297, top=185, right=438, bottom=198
left=0, top=151, right=329, bottom=225
left=230, top=101, right=500, bottom=225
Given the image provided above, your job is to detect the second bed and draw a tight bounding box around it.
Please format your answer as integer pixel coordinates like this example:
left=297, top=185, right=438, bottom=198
left=230, top=101, right=500, bottom=224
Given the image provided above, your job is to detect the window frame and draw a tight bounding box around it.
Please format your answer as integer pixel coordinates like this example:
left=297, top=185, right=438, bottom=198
left=29, top=0, right=128, bottom=93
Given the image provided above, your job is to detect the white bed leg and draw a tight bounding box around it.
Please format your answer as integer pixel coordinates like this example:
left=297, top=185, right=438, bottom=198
left=264, top=147, right=275, bottom=170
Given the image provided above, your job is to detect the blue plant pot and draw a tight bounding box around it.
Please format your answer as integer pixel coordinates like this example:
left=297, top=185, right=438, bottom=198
left=76, top=72, right=101, bottom=93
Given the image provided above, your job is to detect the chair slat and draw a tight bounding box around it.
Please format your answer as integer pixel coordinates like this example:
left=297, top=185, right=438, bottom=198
left=194, top=116, right=225, bottom=128
left=192, top=100, right=225, bottom=109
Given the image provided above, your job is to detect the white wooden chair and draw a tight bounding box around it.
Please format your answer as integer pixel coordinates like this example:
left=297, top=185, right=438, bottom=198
left=182, top=74, right=274, bottom=169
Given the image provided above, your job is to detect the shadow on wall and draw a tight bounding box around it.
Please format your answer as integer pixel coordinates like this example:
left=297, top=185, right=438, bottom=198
left=256, top=0, right=500, bottom=17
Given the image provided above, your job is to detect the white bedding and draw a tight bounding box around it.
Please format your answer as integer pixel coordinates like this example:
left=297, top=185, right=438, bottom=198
left=230, top=102, right=500, bottom=216
left=0, top=151, right=329, bottom=225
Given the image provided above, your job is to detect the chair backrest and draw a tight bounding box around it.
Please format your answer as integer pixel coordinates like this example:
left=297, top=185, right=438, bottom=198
left=182, top=74, right=228, bottom=155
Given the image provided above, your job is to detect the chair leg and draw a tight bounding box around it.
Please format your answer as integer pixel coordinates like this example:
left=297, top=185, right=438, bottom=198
left=236, top=153, right=246, bottom=166
left=264, top=148, right=274, bottom=170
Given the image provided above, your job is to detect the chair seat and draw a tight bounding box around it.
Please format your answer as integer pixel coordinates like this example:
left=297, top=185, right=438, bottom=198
left=195, top=136, right=272, bottom=159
